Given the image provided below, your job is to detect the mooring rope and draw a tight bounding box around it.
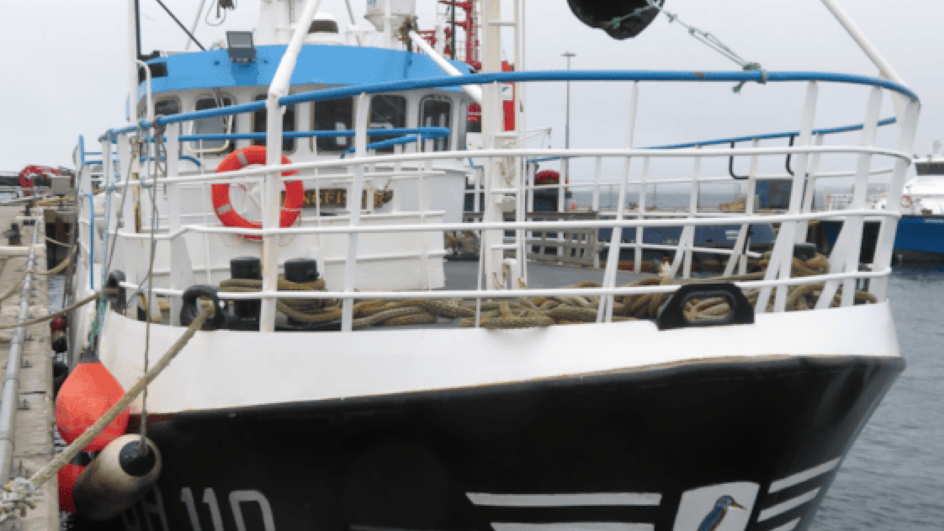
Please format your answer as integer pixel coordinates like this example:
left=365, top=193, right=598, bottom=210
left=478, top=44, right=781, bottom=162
left=0, top=304, right=216, bottom=521
left=0, top=291, right=112, bottom=331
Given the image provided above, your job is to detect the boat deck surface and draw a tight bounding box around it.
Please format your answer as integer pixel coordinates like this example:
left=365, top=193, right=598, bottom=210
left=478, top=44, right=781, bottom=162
left=443, top=260, right=650, bottom=291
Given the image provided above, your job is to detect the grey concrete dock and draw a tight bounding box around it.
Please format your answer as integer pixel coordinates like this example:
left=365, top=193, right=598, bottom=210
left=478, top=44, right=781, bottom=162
left=0, top=205, right=58, bottom=531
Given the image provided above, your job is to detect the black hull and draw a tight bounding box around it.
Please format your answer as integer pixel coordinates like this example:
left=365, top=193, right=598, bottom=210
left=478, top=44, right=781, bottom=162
left=89, top=356, right=902, bottom=531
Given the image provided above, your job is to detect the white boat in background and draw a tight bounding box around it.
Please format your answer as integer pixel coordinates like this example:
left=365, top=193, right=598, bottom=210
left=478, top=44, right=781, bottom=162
left=51, top=1, right=923, bottom=530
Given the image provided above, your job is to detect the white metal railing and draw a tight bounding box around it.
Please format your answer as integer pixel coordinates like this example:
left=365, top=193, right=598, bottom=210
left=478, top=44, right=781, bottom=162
left=82, top=62, right=920, bottom=335
left=90, top=143, right=913, bottom=330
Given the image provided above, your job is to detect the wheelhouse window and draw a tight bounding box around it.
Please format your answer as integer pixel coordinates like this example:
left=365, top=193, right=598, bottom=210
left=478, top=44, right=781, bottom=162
left=369, top=95, right=407, bottom=154
left=252, top=95, right=297, bottom=153
left=192, top=95, right=235, bottom=154
left=153, top=98, right=180, bottom=119
left=312, top=98, right=354, bottom=153
left=466, top=102, right=482, bottom=134
left=420, top=97, right=452, bottom=152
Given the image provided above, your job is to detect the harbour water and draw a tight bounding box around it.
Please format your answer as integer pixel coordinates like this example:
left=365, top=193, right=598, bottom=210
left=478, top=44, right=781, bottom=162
left=50, top=266, right=943, bottom=529
left=813, top=264, right=944, bottom=530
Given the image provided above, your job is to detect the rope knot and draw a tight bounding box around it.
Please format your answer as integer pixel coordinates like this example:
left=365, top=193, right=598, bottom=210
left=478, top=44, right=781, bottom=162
left=733, top=63, right=768, bottom=94
left=0, top=478, right=36, bottom=522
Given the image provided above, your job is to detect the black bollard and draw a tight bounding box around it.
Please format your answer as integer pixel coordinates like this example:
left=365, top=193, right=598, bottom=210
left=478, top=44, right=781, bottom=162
left=229, top=257, right=262, bottom=329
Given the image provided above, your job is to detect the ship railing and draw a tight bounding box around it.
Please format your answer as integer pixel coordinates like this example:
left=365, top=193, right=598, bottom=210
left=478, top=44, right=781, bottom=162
left=88, top=70, right=920, bottom=332
left=90, top=144, right=906, bottom=331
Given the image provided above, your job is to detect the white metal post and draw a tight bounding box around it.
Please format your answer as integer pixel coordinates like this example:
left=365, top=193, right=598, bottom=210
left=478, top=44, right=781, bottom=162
left=870, top=100, right=920, bottom=300
left=128, top=0, right=140, bottom=123
left=815, top=87, right=884, bottom=309
left=166, top=123, right=185, bottom=325
left=796, top=134, right=826, bottom=243
left=599, top=82, right=639, bottom=322
left=561, top=52, right=575, bottom=214
left=684, top=152, right=702, bottom=279
left=260, top=0, right=323, bottom=331
left=184, top=0, right=209, bottom=51
left=480, top=0, right=504, bottom=290
left=723, top=139, right=761, bottom=277
left=260, top=96, right=284, bottom=332
left=341, top=94, right=372, bottom=332
left=634, top=158, right=650, bottom=275
left=818, top=0, right=909, bottom=121
left=408, top=30, right=483, bottom=103
left=757, top=82, right=820, bottom=313
left=592, top=157, right=602, bottom=212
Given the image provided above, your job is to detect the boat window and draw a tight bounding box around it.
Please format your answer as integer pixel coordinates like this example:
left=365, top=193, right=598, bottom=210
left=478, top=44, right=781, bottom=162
left=192, top=95, right=235, bottom=154
left=251, top=95, right=297, bottom=153
left=466, top=103, right=482, bottom=134
left=369, top=95, right=407, bottom=154
left=310, top=19, right=339, bottom=34
left=420, top=97, right=452, bottom=152
left=153, top=98, right=180, bottom=118
left=313, top=98, right=355, bottom=153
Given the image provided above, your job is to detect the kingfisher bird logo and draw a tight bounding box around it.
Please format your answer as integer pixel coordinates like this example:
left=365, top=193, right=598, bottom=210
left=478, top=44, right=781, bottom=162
left=672, top=482, right=759, bottom=531
left=697, top=496, right=747, bottom=531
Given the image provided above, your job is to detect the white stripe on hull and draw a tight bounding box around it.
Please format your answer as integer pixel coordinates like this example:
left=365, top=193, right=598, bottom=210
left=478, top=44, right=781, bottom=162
left=467, top=493, right=661, bottom=507
left=769, top=458, right=840, bottom=493
left=491, top=523, right=653, bottom=531
left=768, top=518, right=802, bottom=531
left=758, top=488, right=821, bottom=522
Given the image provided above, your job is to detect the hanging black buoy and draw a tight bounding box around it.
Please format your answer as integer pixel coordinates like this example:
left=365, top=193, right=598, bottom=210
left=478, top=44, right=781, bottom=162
left=73, top=435, right=163, bottom=521
left=566, top=0, right=665, bottom=40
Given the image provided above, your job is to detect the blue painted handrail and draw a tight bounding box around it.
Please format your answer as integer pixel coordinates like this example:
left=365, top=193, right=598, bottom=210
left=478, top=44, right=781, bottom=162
left=166, top=127, right=451, bottom=142
left=648, top=116, right=898, bottom=150
left=103, top=70, right=920, bottom=138
left=527, top=116, right=899, bottom=164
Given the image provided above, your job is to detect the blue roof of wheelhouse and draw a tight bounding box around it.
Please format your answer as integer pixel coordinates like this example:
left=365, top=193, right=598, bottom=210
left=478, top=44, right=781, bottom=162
left=143, top=44, right=473, bottom=97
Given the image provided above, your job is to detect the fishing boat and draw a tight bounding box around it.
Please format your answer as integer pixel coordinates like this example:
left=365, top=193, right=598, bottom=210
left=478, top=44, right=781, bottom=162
left=893, top=151, right=944, bottom=258
left=54, top=1, right=920, bottom=530
left=818, top=146, right=944, bottom=262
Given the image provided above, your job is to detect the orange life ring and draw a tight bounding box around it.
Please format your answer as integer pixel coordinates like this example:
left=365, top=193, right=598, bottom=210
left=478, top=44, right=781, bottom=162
left=900, top=195, right=913, bottom=209
left=212, top=147, right=304, bottom=240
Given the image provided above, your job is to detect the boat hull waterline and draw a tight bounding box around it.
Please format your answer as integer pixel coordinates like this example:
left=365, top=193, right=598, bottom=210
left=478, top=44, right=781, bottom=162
left=90, top=355, right=902, bottom=531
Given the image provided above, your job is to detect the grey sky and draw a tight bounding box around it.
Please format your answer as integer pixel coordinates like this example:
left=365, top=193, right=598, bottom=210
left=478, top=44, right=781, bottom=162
left=1, top=0, right=939, bottom=182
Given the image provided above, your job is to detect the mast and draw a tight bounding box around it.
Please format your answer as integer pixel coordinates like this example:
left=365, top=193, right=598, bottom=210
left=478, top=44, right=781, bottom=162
left=128, top=0, right=141, bottom=122
left=480, top=0, right=503, bottom=290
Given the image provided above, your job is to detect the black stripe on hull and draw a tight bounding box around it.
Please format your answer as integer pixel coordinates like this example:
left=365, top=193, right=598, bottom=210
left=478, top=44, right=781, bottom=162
left=82, top=355, right=903, bottom=531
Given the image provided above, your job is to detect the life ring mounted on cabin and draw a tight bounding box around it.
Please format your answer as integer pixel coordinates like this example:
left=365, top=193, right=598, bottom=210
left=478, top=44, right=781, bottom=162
left=212, top=146, right=304, bottom=240
left=900, top=195, right=914, bottom=209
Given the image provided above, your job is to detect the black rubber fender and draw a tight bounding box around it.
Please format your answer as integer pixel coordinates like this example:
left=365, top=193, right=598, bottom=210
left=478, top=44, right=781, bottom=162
left=180, top=286, right=228, bottom=330
left=105, top=271, right=127, bottom=312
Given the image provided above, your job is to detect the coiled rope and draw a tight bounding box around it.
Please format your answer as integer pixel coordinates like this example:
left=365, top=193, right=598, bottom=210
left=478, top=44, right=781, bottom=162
left=223, top=253, right=876, bottom=330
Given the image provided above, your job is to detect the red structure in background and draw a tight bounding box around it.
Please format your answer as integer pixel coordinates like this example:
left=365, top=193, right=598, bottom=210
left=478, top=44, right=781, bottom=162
left=18, top=165, right=63, bottom=195
left=418, top=1, right=516, bottom=132
left=441, top=0, right=480, bottom=70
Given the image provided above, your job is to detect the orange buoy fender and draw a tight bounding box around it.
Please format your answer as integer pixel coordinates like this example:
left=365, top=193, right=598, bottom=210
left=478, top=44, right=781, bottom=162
left=58, top=463, right=85, bottom=513
left=211, top=146, right=304, bottom=240
left=55, top=350, right=129, bottom=452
